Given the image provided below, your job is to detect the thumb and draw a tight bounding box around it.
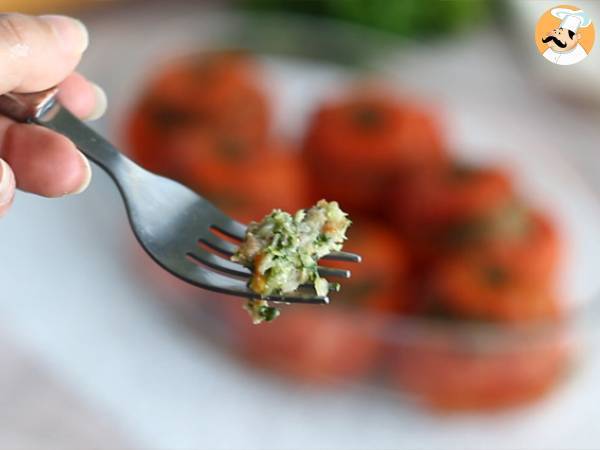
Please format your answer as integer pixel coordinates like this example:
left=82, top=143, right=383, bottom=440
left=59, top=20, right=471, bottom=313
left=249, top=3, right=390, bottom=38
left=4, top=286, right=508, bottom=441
left=0, top=13, right=88, bottom=94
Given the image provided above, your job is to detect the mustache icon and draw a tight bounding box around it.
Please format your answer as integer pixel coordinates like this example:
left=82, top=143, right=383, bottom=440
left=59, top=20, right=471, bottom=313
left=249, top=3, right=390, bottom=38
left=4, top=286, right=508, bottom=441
left=542, top=35, right=567, bottom=48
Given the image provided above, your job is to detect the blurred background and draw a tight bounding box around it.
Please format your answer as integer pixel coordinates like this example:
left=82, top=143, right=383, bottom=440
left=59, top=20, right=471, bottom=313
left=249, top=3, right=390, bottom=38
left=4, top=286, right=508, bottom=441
left=2, top=0, right=600, bottom=449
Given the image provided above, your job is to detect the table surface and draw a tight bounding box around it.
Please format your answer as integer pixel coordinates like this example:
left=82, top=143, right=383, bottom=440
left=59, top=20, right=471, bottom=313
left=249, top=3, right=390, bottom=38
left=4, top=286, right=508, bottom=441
left=2, top=4, right=600, bottom=450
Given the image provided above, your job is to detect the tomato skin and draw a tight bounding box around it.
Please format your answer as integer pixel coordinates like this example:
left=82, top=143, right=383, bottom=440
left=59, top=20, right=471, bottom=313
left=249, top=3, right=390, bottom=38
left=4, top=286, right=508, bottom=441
left=161, top=131, right=310, bottom=221
left=225, top=305, right=385, bottom=383
left=394, top=165, right=513, bottom=227
left=303, top=87, right=446, bottom=216
left=125, top=51, right=271, bottom=173
left=477, top=211, right=562, bottom=286
left=390, top=333, right=570, bottom=410
left=124, top=51, right=312, bottom=223
left=424, top=252, right=561, bottom=323
left=401, top=207, right=563, bottom=321
left=393, top=165, right=514, bottom=243
left=390, top=164, right=527, bottom=276
left=147, top=51, right=270, bottom=145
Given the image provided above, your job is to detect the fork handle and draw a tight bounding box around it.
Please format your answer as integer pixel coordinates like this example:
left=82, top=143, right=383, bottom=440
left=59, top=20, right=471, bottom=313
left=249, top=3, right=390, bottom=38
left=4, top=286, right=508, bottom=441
left=0, top=88, right=59, bottom=122
left=0, top=88, right=139, bottom=184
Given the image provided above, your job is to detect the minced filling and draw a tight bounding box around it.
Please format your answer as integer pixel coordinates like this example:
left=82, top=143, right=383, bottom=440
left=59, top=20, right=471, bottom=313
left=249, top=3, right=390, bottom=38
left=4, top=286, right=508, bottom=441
left=232, top=199, right=351, bottom=324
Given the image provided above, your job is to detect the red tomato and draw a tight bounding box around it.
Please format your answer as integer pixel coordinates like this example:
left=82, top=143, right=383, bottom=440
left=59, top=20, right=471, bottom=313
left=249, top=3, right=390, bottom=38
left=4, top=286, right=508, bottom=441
left=393, top=164, right=514, bottom=239
left=226, top=305, right=384, bottom=384
left=391, top=332, right=570, bottom=410
left=390, top=164, right=518, bottom=269
left=426, top=254, right=562, bottom=322
left=303, top=87, right=446, bottom=215
left=125, top=51, right=270, bottom=173
left=147, top=51, right=270, bottom=145
left=480, top=211, right=562, bottom=285
left=164, top=131, right=310, bottom=221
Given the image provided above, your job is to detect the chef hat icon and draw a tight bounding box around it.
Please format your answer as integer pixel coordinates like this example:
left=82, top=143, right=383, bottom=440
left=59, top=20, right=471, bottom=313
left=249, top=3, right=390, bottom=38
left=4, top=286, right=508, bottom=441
left=551, top=8, right=592, bottom=33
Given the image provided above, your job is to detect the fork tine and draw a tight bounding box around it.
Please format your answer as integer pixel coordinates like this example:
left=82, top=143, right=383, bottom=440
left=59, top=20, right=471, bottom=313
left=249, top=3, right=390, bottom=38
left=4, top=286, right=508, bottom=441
left=299, top=281, right=340, bottom=292
left=187, top=248, right=250, bottom=277
left=175, top=261, right=327, bottom=304
left=265, top=292, right=330, bottom=304
left=322, top=251, right=362, bottom=263
left=316, top=266, right=350, bottom=278
left=200, top=234, right=237, bottom=256
left=211, top=219, right=247, bottom=241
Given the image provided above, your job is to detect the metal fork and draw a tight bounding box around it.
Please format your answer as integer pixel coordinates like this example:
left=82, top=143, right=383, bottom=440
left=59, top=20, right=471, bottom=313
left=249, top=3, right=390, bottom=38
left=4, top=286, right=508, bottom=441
left=0, top=88, right=360, bottom=305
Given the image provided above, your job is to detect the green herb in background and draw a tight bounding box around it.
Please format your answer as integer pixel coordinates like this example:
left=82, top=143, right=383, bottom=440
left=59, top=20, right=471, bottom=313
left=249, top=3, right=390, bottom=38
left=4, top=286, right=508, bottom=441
left=241, top=0, right=491, bottom=38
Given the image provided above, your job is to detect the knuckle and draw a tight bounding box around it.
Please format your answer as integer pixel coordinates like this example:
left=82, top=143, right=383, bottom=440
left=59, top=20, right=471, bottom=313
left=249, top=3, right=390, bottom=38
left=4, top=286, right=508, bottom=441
left=0, top=13, right=35, bottom=48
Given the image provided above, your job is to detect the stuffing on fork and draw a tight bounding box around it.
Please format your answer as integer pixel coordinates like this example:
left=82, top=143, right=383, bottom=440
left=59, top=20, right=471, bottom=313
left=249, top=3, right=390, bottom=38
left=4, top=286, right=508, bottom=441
left=232, top=200, right=351, bottom=323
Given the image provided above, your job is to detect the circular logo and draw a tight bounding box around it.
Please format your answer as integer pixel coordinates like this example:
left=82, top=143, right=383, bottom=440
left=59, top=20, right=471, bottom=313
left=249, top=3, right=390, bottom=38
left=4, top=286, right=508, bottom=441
left=535, top=4, right=595, bottom=65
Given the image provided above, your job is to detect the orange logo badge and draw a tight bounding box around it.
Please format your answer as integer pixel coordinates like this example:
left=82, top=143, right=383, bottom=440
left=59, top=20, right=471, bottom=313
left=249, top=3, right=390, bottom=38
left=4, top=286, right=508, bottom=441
left=535, top=5, right=595, bottom=65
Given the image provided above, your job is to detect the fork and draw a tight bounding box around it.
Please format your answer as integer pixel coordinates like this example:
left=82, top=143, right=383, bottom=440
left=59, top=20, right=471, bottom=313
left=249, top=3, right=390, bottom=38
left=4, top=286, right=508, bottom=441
left=0, top=88, right=360, bottom=305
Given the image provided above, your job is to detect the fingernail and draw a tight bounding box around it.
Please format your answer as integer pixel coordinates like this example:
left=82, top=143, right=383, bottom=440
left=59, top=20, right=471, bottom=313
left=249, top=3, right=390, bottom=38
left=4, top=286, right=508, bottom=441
left=72, top=151, right=92, bottom=195
left=86, top=83, right=108, bottom=121
left=0, top=159, right=15, bottom=206
left=40, top=15, right=89, bottom=54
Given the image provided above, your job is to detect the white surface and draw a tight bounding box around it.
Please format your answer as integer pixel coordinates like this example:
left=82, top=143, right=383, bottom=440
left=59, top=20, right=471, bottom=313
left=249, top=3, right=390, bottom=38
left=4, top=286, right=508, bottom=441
left=2, top=5, right=600, bottom=450
left=0, top=331, right=130, bottom=448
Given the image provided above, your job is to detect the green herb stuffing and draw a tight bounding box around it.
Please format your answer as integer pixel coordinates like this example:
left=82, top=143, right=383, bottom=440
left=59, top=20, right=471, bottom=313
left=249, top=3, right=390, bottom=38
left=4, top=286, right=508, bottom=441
left=232, top=199, right=351, bottom=324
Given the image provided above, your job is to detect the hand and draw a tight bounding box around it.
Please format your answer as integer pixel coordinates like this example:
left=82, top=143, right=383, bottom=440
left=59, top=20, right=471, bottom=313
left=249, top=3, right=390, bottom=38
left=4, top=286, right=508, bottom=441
left=0, top=13, right=106, bottom=216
